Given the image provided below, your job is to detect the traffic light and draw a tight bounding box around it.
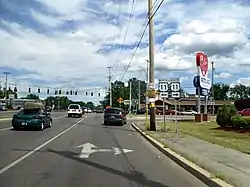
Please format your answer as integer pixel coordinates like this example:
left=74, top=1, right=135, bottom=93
left=70, top=90, right=73, bottom=95
left=47, top=89, right=49, bottom=94
left=38, top=88, right=40, bottom=93
left=75, top=91, right=77, bottom=95
left=86, top=92, right=88, bottom=95
left=91, top=92, right=93, bottom=96
left=28, top=87, right=31, bottom=93
left=55, top=90, right=58, bottom=95
left=14, top=87, right=17, bottom=92
left=98, top=93, right=100, bottom=97
left=59, top=89, right=61, bottom=94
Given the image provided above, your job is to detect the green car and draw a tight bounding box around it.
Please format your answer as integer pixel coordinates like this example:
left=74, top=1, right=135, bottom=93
left=12, top=103, right=52, bottom=131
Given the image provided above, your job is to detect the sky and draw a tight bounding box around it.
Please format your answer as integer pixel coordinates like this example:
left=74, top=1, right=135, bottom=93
left=1, top=0, right=250, bottom=103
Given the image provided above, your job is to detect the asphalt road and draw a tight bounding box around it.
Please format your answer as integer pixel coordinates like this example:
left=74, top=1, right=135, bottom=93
left=0, top=113, right=208, bottom=187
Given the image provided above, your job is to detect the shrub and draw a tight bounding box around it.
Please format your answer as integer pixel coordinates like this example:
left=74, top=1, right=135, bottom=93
left=243, top=118, right=250, bottom=129
left=230, top=116, right=246, bottom=129
left=216, top=105, right=237, bottom=127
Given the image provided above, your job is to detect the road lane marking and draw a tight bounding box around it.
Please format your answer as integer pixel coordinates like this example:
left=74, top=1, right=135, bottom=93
left=77, top=142, right=134, bottom=158
left=0, top=115, right=67, bottom=132
left=0, top=127, right=12, bottom=132
left=0, top=116, right=87, bottom=175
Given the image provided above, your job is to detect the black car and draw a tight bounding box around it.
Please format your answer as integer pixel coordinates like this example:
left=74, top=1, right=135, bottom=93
left=104, top=107, right=127, bottom=126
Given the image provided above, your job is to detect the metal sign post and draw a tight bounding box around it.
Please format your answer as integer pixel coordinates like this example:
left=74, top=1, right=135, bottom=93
left=175, top=99, right=178, bottom=133
left=163, top=98, right=166, bottom=131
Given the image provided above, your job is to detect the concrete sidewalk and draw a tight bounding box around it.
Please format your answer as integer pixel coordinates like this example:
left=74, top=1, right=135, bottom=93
left=135, top=122, right=250, bottom=187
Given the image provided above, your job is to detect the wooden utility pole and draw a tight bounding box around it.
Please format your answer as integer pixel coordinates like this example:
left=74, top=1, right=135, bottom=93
left=148, top=0, right=156, bottom=130
left=107, top=66, right=112, bottom=107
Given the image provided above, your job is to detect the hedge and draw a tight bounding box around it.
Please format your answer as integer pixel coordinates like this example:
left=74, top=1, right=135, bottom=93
left=230, top=116, right=250, bottom=129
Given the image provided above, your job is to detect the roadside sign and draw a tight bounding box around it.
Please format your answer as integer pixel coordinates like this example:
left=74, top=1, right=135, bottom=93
left=9, top=94, right=15, bottom=99
left=117, top=97, right=123, bottom=103
left=158, top=78, right=180, bottom=99
left=124, top=100, right=130, bottom=105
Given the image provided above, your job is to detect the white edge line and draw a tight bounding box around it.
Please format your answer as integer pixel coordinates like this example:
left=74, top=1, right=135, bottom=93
left=0, top=116, right=87, bottom=175
left=0, top=127, right=12, bottom=132
left=0, top=115, right=67, bottom=132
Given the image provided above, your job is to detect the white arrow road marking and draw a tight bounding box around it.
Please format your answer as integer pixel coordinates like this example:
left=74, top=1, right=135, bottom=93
left=77, top=143, right=134, bottom=158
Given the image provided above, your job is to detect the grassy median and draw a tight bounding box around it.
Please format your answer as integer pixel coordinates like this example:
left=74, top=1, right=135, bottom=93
left=161, top=121, right=250, bottom=153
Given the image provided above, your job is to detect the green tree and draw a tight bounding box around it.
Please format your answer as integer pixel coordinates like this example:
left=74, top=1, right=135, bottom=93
left=212, top=83, right=230, bottom=100
left=0, top=88, right=17, bottom=99
left=86, top=101, right=94, bottom=109
left=23, top=94, right=39, bottom=100
left=100, top=78, right=147, bottom=108
left=230, top=84, right=249, bottom=99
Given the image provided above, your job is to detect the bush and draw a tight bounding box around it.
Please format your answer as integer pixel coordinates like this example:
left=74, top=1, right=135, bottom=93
left=230, top=116, right=246, bottom=129
left=216, top=105, right=237, bottom=127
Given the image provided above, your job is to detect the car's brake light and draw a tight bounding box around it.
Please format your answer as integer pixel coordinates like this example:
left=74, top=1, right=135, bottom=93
left=120, top=114, right=125, bottom=118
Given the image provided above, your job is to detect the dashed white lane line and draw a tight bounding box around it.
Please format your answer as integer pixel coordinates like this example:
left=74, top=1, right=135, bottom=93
left=0, top=116, right=87, bottom=175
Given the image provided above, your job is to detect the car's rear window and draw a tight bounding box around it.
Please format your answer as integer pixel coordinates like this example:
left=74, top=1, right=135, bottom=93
left=105, top=109, right=122, bottom=114
left=69, top=105, right=80, bottom=109
left=21, top=109, right=40, bottom=115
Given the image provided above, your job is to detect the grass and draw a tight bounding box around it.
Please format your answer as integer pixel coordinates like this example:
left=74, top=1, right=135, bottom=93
left=162, top=121, right=250, bottom=153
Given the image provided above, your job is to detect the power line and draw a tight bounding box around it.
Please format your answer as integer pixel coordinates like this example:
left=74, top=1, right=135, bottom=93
left=120, top=0, right=165, bottom=81
left=113, top=0, right=160, bottom=76
left=112, top=0, right=137, bottom=71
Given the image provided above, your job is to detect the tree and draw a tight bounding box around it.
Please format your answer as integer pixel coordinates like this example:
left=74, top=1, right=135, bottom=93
left=212, top=83, right=230, bottom=100
left=23, top=94, right=39, bottom=100
left=100, top=78, right=147, bottom=108
left=0, top=88, right=17, bottom=99
left=86, top=101, right=94, bottom=109
left=230, top=84, right=249, bottom=99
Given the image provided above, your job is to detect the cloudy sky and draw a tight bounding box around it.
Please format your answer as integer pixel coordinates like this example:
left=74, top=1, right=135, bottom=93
left=0, top=0, right=250, bottom=103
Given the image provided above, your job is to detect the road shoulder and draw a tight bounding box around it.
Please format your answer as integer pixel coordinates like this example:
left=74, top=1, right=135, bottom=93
left=131, top=123, right=234, bottom=187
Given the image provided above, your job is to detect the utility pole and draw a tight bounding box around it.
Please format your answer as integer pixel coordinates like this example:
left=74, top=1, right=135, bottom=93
left=148, top=0, right=156, bottom=130
left=129, top=81, right=132, bottom=113
left=107, top=66, right=112, bottom=107
left=212, top=61, right=215, bottom=115
left=3, top=72, right=10, bottom=108
left=138, top=80, right=140, bottom=110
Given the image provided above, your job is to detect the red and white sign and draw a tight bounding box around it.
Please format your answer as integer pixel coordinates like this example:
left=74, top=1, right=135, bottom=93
left=195, top=52, right=211, bottom=89
left=196, top=52, right=208, bottom=77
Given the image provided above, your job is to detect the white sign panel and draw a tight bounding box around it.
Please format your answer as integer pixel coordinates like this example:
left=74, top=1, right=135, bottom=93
left=199, top=76, right=211, bottom=90
left=171, top=92, right=180, bottom=98
left=160, top=92, right=168, bottom=98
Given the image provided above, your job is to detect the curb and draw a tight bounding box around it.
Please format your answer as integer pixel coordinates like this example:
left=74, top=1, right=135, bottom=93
left=131, top=123, right=234, bottom=187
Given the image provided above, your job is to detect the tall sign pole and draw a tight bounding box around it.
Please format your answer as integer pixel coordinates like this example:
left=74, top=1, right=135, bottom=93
left=148, top=0, right=156, bottom=130
left=211, top=62, right=215, bottom=115
left=129, top=81, right=132, bottom=113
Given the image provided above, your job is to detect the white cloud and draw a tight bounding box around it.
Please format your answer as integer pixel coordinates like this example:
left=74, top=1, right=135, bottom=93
left=215, top=72, right=234, bottom=79
left=1, top=0, right=250, bottom=100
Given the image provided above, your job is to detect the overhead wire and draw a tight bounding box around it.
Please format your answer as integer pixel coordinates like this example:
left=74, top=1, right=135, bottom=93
left=112, top=0, right=160, bottom=77
left=112, top=0, right=137, bottom=72
left=119, top=0, right=165, bottom=81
